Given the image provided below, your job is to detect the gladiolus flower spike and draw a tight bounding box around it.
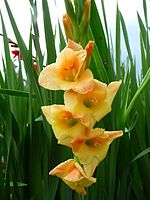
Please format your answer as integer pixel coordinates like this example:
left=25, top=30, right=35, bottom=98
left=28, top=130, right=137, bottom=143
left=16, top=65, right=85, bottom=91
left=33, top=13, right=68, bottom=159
left=39, top=37, right=123, bottom=195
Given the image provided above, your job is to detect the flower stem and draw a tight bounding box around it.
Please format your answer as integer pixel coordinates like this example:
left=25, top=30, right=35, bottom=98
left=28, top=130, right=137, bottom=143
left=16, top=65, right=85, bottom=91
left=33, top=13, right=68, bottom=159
left=124, top=67, right=150, bottom=123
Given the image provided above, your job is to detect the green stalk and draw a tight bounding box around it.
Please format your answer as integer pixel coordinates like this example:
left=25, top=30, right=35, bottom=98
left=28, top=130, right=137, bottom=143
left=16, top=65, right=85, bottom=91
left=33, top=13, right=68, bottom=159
left=124, top=67, right=150, bottom=122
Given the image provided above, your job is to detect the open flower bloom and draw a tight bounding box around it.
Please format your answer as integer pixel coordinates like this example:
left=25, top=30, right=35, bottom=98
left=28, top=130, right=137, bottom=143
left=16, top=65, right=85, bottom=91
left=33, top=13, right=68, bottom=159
left=70, top=128, right=123, bottom=177
left=41, top=105, right=86, bottom=146
left=38, top=39, right=94, bottom=94
left=64, top=79, right=122, bottom=128
left=49, top=159, right=96, bottom=195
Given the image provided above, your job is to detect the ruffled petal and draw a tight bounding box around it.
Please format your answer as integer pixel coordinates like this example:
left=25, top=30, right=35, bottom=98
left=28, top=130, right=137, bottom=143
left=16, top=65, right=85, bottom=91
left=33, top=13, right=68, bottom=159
left=107, top=80, right=122, bottom=104
left=93, top=80, right=122, bottom=121
left=41, top=105, right=53, bottom=124
left=73, top=69, right=94, bottom=94
left=38, top=64, right=61, bottom=90
left=59, top=80, right=77, bottom=91
left=49, top=159, right=76, bottom=177
left=92, top=101, right=111, bottom=121
left=106, top=130, right=123, bottom=142
left=67, top=39, right=83, bottom=51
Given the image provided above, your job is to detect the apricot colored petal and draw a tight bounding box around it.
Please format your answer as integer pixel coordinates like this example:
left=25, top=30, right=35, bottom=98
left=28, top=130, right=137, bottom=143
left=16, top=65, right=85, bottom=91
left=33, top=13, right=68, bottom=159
left=74, top=50, right=87, bottom=79
left=75, top=162, right=96, bottom=184
left=64, top=90, right=87, bottom=119
left=83, top=143, right=110, bottom=177
left=73, top=69, right=94, bottom=94
left=106, top=130, right=123, bottom=142
left=64, top=167, right=83, bottom=182
left=38, top=64, right=61, bottom=90
left=93, top=101, right=111, bottom=121
left=66, top=170, right=96, bottom=195
left=49, top=159, right=75, bottom=177
left=107, top=80, right=122, bottom=103
left=63, top=170, right=95, bottom=195
left=63, top=179, right=86, bottom=195
left=41, top=105, right=53, bottom=124
left=59, top=80, right=77, bottom=91
left=56, top=47, right=74, bottom=64
left=41, top=105, right=68, bottom=125
left=67, top=39, right=83, bottom=51
left=54, top=121, right=86, bottom=146
left=93, top=80, right=121, bottom=121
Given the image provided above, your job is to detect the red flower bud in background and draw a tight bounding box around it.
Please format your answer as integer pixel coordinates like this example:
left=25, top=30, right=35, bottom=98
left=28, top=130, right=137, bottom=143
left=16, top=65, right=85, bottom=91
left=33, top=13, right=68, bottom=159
left=11, top=49, right=22, bottom=60
left=33, top=61, right=38, bottom=73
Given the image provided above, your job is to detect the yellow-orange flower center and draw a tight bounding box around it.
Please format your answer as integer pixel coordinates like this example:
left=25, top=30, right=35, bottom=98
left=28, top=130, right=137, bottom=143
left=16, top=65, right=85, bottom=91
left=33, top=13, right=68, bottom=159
left=83, top=89, right=106, bottom=108
left=60, top=56, right=79, bottom=82
left=85, top=136, right=108, bottom=147
left=60, top=111, right=78, bottom=126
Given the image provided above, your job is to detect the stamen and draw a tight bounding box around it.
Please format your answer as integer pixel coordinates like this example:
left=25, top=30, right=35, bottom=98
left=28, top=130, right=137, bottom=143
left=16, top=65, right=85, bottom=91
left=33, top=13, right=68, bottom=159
left=64, top=67, right=69, bottom=71
left=89, top=97, right=98, bottom=105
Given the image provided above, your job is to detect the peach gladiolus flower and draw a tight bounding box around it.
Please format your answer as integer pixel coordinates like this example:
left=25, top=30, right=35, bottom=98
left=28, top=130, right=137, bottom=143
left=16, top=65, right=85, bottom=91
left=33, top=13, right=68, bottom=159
left=49, top=159, right=96, bottom=195
left=71, top=128, right=123, bottom=177
left=64, top=79, right=122, bottom=128
left=41, top=105, right=86, bottom=146
left=38, top=40, right=94, bottom=94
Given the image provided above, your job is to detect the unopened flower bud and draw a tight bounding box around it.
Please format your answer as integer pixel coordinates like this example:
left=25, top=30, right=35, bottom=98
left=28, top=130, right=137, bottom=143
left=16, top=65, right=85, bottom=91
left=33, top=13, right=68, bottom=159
left=81, top=0, right=91, bottom=25
left=79, top=0, right=91, bottom=46
left=85, top=41, right=94, bottom=68
left=63, top=14, right=74, bottom=40
left=33, top=62, right=38, bottom=73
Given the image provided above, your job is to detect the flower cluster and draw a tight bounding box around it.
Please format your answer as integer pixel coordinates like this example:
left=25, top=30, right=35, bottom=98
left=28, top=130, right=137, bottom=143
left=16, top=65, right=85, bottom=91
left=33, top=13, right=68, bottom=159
left=38, top=39, right=123, bottom=195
